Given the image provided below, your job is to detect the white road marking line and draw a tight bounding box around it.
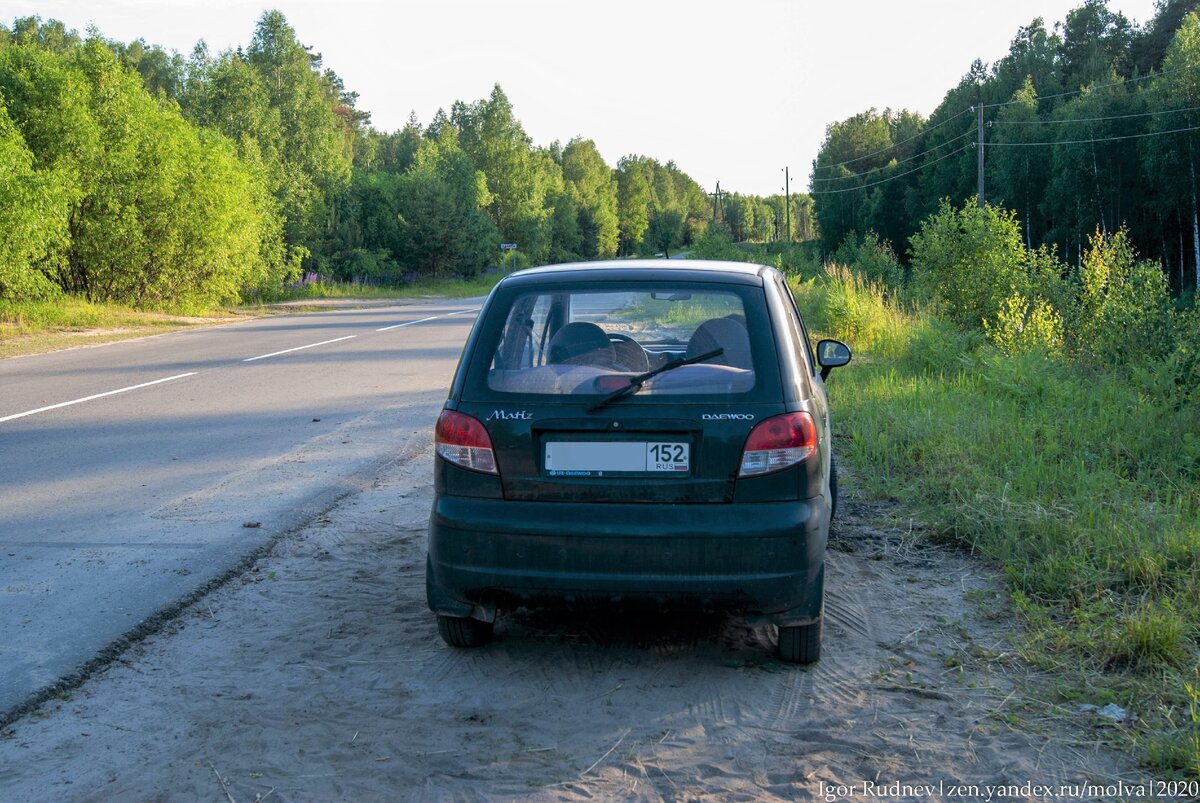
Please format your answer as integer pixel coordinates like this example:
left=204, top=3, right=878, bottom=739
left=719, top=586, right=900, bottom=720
left=5, top=310, right=463, bottom=424
left=377, top=316, right=439, bottom=332
left=0, top=373, right=199, bottom=424
left=242, top=335, right=357, bottom=362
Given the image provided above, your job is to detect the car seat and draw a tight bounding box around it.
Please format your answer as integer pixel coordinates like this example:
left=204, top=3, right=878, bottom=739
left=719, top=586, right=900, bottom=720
left=685, top=317, right=752, bottom=369
left=547, top=321, right=614, bottom=366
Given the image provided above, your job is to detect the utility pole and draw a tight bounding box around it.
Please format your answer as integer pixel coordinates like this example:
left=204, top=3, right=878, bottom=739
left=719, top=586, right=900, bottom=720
left=976, top=104, right=985, bottom=207
left=708, top=182, right=725, bottom=225
left=782, top=167, right=792, bottom=243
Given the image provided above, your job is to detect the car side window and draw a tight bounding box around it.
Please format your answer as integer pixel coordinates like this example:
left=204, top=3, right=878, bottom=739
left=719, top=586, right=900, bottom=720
left=773, top=275, right=816, bottom=376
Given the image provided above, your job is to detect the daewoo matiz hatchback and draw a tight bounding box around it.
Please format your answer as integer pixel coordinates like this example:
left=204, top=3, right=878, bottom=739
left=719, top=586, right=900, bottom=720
left=426, top=260, right=850, bottom=663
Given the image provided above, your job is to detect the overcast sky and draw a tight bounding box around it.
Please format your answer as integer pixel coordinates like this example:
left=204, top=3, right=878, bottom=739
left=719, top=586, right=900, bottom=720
left=5, top=0, right=1162, bottom=196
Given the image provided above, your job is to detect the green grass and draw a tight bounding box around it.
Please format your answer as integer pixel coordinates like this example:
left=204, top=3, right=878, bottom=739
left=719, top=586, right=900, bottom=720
left=0, top=296, right=224, bottom=333
left=0, top=296, right=239, bottom=358
left=262, top=272, right=503, bottom=302
left=795, top=262, right=1200, bottom=780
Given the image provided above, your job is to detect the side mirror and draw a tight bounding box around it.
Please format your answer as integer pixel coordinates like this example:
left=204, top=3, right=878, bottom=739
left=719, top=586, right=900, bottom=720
left=816, top=339, right=852, bottom=380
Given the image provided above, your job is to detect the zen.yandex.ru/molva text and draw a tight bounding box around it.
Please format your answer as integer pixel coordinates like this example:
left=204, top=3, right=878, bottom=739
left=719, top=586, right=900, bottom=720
left=818, top=778, right=1197, bottom=801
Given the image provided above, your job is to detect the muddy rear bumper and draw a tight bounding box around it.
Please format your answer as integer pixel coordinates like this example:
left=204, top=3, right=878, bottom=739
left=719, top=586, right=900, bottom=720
left=425, top=495, right=827, bottom=627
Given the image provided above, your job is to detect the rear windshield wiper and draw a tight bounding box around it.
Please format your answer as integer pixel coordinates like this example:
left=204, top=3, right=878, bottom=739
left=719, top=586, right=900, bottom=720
left=587, top=348, right=724, bottom=413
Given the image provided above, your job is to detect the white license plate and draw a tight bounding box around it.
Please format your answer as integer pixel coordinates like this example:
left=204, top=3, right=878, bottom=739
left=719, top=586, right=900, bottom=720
left=544, top=441, right=689, bottom=475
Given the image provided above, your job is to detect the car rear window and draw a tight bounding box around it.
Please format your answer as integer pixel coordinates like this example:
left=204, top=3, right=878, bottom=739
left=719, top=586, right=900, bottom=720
left=478, top=285, right=772, bottom=399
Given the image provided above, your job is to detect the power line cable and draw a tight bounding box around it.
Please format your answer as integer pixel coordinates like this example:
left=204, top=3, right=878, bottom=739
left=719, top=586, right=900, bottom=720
left=810, top=66, right=1199, bottom=184
left=808, top=67, right=1200, bottom=199
left=811, top=127, right=977, bottom=183
left=986, top=122, right=1200, bottom=147
left=807, top=112, right=1196, bottom=195
left=809, top=144, right=975, bottom=195
left=989, top=103, right=1200, bottom=126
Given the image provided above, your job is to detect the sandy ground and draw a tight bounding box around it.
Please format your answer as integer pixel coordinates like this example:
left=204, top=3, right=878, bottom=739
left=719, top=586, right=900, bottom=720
left=0, top=437, right=1169, bottom=802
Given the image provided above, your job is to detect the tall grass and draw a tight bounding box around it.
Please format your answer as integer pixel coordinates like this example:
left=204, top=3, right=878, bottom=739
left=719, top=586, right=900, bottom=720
left=262, top=272, right=503, bottom=303
left=1, top=274, right=504, bottom=359
left=0, top=297, right=217, bottom=334
left=795, top=261, right=1200, bottom=779
left=2, top=274, right=502, bottom=336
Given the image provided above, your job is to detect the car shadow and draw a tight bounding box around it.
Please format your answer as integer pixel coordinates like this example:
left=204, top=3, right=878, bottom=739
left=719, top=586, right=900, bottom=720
left=496, top=606, right=777, bottom=660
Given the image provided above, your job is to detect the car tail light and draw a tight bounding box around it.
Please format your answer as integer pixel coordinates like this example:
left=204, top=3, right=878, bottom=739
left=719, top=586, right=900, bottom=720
left=738, top=412, right=817, bottom=477
left=435, top=411, right=498, bottom=474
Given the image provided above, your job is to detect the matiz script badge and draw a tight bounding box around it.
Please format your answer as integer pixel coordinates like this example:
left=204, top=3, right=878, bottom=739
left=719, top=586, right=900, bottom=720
left=486, top=410, right=533, bottom=421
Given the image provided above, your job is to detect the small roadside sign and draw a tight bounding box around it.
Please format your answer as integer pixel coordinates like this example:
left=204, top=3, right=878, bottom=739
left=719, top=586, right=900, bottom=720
left=500, top=243, right=518, bottom=251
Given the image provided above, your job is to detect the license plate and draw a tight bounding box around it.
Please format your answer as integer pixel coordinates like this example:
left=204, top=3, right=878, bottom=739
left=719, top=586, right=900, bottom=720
left=544, top=441, right=689, bottom=476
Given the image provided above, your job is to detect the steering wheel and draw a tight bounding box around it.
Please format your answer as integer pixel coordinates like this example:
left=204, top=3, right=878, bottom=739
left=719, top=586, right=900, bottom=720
left=607, top=333, right=650, bottom=372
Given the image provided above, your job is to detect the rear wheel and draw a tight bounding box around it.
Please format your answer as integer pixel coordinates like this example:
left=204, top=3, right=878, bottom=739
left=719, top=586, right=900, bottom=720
left=436, top=614, right=494, bottom=648
left=778, top=619, right=822, bottom=664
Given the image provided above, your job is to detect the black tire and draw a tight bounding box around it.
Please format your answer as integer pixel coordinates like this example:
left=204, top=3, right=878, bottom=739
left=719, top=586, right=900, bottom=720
left=436, top=614, right=494, bottom=648
left=778, top=619, right=822, bottom=664
left=829, top=454, right=839, bottom=522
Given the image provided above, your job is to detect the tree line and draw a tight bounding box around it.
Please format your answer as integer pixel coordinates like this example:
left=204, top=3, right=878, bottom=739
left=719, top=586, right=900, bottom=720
left=0, top=12, right=813, bottom=308
left=812, top=0, right=1200, bottom=296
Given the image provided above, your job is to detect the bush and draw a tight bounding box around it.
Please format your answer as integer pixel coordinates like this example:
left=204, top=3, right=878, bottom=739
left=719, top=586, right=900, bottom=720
left=688, top=223, right=744, bottom=262
left=1069, top=228, right=1175, bottom=366
left=745, top=241, right=822, bottom=279
left=833, top=231, right=903, bottom=286
left=984, top=289, right=1065, bottom=358
left=0, top=85, right=68, bottom=301
left=909, top=199, right=1029, bottom=328
left=1167, top=309, right=1200, bottom=402
left=329, top=247, right=397, bottom=283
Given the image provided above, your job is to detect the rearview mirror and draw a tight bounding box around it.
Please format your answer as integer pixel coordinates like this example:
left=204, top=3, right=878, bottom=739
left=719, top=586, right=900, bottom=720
left=816, top=339, right=851, bottom=380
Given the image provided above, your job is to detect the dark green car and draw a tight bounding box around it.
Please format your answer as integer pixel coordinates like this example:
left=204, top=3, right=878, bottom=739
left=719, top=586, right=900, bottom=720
left=426, top=260, right=850, bottom=663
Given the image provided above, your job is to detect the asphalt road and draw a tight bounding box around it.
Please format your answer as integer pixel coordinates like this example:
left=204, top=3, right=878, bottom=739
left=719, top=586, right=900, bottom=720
left=0, top=298, right=482, bottom=722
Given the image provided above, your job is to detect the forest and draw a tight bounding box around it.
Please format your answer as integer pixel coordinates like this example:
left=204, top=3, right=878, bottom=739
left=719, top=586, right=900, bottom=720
left=10, top=1, right=1200, bottom=309
left=813, top=0, right=1200, bottom=298
left=0, top=12, right=810, bottom=309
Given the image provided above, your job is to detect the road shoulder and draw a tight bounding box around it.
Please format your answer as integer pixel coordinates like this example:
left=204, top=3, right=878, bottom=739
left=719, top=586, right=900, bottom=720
left=0, top=448, right=1164, bottom=801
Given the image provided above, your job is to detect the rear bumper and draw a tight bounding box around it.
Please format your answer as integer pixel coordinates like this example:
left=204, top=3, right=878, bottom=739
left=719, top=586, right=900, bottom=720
left=426, top=495, right=827, bottom=627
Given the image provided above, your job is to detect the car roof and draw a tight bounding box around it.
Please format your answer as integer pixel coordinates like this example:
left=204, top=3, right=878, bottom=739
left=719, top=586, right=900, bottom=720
left=499, top=259, right=775, bottom=287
